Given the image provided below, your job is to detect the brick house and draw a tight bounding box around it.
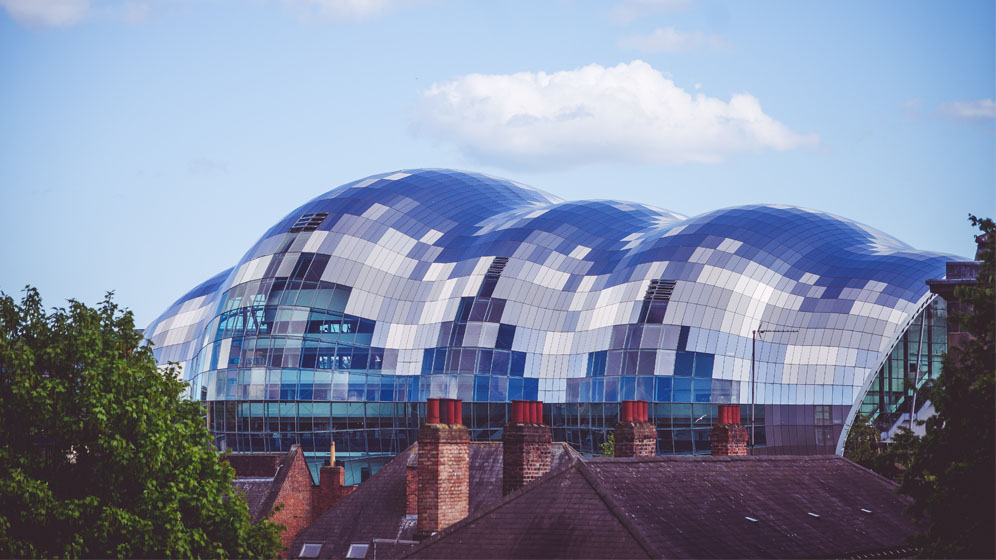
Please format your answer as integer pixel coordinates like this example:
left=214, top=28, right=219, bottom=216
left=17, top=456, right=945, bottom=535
left=290, top=401, right=919, bottom=559
left=228, top=444, right=355, bottom=556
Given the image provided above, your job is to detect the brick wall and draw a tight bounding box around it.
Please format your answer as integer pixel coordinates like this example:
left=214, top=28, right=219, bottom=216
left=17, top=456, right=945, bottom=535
left=416, top=423, right=469, bottom=539
left=269, top=447, right=317, bottom=556
left=711, top=424, right=749, bottom=456
left=313, top=465, right=354, bottom=521
left=615, top=422, right=658, bottom=457
left=502, top=423, right=552, bottom=495
left=406, top=463, right=418, bottom=516
left=238, top=447, right=357, bottom=558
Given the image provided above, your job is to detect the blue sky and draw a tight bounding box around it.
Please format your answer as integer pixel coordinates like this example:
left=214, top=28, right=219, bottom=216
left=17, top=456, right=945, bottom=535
left=1, top=0, right=993, bottom=326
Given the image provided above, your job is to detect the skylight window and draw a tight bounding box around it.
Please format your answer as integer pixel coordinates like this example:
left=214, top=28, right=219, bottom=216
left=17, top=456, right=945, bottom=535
left=346, top=543, right=369, bottom=559
left=290, top=212, right=329, bottom=233
left=299, top=543, right=322, bottom=558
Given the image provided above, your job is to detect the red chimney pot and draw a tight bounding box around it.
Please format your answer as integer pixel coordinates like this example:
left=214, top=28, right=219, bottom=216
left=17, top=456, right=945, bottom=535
left=427, top=398, right=440, bottom=424
left=712, top=405, right=747, bottom=456
left=621, top=400, right=634, bottom=422
left=444, top=398, right=456, bottom=424
left=718, top=404, right=739, bottom=425
left=511, top=400, right=524, bottom=423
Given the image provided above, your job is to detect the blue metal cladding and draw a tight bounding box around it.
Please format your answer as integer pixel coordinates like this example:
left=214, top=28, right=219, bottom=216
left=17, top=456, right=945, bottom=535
left=144, top=168, right=958, bottom=454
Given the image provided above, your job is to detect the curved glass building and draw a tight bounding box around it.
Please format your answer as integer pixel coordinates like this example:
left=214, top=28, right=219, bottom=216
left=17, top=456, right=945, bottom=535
left=145, top=169, right=955, bottom=467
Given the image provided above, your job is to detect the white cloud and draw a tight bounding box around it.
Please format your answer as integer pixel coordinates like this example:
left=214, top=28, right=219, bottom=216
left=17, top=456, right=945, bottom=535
left=937, top=99, right=996, bottom=123
left=281, top=0, right=406, bottom=21
left=620, top=26, right=729, bottom=52
left=413, top=60, right=818, bottom=169
left=611, top=0, right=692, bottom=23
left=0, top=0, right=89, bottom=27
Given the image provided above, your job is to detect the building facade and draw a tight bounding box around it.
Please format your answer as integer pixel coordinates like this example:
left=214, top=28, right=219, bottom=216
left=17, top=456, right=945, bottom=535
left=145, top=169, right=956, bottom=470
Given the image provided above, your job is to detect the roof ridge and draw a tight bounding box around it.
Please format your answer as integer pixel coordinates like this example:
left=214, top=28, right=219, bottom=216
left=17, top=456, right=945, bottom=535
left=573, top=459, right=658, bottom=559
left=401, top=454, right=583, bottom=558
left=834, top=455, right=910, bottom=495
left=556, top=440, right=585, bottom=461
left=258, top=444, right=300, bottom=521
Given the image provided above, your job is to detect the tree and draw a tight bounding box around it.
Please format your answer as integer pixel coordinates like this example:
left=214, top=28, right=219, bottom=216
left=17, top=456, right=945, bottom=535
left=899, top=216, right=994, bottom=558
left=843, top=414, right=918, bottom=483
left=0, top=288, right=284, bottom=558
left=843, top=413, right=881, bottom=469
left=875, top=426, right=918, bottom=482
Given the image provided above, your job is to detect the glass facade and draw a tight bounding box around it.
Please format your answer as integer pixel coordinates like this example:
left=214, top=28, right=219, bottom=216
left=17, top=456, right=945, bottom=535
left=145, top=168, right=957, bottom=463
left=859, top=297, right=947, bottom=430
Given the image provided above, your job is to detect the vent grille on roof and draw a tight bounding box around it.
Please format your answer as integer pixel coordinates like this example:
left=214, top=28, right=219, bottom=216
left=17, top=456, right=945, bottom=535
left=478, top=256, right=510, bottom=298
left=290, top=212, right=329, bottom=233
left=486, top=257, right=509, bottom=278
left=644, top=279, right=676, bottom=301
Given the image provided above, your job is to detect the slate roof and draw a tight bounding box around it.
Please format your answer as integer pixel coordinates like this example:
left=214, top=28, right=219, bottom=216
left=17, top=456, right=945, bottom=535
left=233, top=477, right=278, bottom=520
left=406, top=455, right=919, bottom=559
left=291, top=441, right=580, bottom=559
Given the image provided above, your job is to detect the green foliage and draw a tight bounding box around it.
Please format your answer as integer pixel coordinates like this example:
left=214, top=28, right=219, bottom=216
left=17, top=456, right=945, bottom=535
left=843, top=413, right=881, bottom=468
left=877, top=426, right=918, bottom=482
left=843, top=414, right=918, bottom=483
left=0, top=288, right=284, bottom=559
left=598, top=432, right=615, bottom=457
left=899, top=216, right=995, bottom=558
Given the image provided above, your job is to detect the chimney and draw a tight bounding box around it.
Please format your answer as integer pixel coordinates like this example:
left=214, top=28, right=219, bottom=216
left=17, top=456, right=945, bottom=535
left=416, top=398, right=469, bottom=539
left=711, top=405, right=749, bottom=456
left=502, top=400, right=552, bottom=495
left=614, top=400, right=657, bottom=457
left=314, top=443, right=349, bottom=520
left=406, top=458, right=418, bottom=516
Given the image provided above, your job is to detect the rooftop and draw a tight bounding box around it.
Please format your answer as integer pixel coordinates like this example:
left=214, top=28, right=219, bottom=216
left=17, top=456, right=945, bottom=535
left=292, top=441, right=579, bottom=559
left=407, top=454, right=918, bottom=559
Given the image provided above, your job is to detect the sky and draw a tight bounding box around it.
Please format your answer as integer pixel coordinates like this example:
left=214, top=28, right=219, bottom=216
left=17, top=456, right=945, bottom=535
left=1, top=0, right=993, bottom=327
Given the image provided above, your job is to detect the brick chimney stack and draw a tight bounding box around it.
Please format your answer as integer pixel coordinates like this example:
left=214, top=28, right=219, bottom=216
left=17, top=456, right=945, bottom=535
left=313, top=442, right=351, bottom=521
left=614, top=400, right=657, bottom=457
left=416, top=398, right=469, bottom=539
left=502, top=400, right=552, bottom=495
left=711, top=405, right=749, bottom=456
left=405, top=442, right=419, bottom=516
